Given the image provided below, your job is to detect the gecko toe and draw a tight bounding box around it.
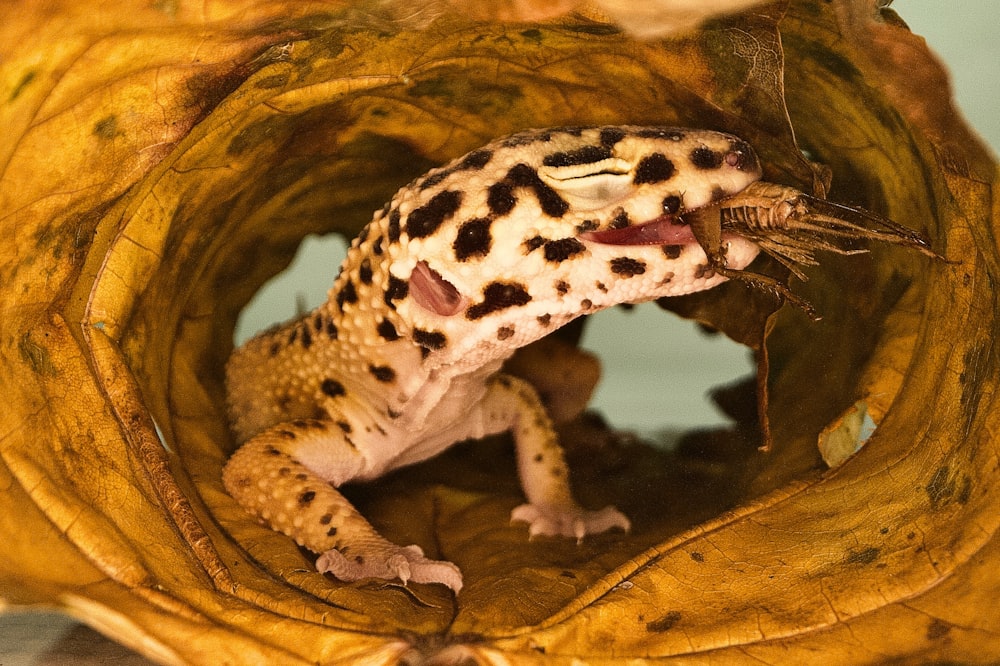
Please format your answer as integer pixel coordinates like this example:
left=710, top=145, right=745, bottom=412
left=316, top=544, right=463, bottom=593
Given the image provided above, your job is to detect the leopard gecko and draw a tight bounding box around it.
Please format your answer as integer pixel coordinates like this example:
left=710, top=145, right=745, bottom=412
left=223, top=126, right=766, bottom=593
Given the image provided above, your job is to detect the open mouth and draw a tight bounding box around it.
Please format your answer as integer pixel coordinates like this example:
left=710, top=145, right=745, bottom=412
left=578, top=214, right=698, bottom=246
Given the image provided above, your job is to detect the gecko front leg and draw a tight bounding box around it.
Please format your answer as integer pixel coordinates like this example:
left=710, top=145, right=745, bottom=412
left=484, top=375, right=631, bottom=541
left=222, top=418, right=463, bottom=592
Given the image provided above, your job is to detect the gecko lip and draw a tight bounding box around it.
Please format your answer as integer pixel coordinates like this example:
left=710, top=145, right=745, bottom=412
left=578, top=214, right=697, bottom=246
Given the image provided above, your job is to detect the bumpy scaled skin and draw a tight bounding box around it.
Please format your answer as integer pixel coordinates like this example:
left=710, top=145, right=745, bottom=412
left=223, top=126, right=763, bottom=593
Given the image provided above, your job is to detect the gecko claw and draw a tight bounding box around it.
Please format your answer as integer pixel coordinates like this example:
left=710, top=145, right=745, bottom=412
left=511, top=503, right=631, bottom=542
left=316, top=543, right=463, bottom=593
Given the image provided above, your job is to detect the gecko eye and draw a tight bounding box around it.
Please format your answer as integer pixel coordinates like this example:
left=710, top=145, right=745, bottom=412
left=539, top=158, right=633, bottom=209
left=540, top=157, right=631, bottom=182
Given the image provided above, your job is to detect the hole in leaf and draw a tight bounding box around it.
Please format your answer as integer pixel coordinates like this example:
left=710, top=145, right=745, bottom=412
left=234, top=234, right=347, bottom=346
left=580, top=304, right=755, bottom=440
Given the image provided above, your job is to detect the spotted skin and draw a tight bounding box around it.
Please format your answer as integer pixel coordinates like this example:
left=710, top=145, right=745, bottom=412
left=223, top=126, right=764, bottom=593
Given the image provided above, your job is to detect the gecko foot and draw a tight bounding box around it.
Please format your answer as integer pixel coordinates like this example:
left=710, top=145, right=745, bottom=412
left=316, top=543, right=463, bottom=593
left=511, top=503, right=631, bottom=543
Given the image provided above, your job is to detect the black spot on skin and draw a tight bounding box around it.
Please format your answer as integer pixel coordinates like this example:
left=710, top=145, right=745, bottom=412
left=358, top=258, right=373, bottom=284
left=299, top=326, right=312, bottom=349
left=461, top=148, right=493, bottom=170
left=575, top=220, right=599, bottom=233
left=690, top=552, right=705, bottom=563
left=275, top=431, right=295, bottom=440
left=555, top=280, right=570, bottom=295
left=320, top=378, right=346, bottom=398
left=503, top=131, right=548, bottom=148
left=533, top=453, right=543, bottom=462
left=413, top=329, right=447, bottom=351
left=543, top=238, right=586, bottom=263
left=596, top=281, right=607, bottom=292
left=537, top=314, right=551, bottom=326
left=336, top=421, right=352, bottom=434
left=599, top=126, right=627, bottom=146
left=507, top=164, right=569, bottom=217
left=690, top=146, right=723, bottom=170
left=487, top=181, right=516, bottom=216
left=288, top=328, right=298, bottom=345
left=611, top=209, right=630, bottom=229
left=419, top=171, right=448, bottom=190
left=313, top=313, right=324, bottom=332
left=633, top=153, right=676, bottom=184
left=387, top=408, right=402, bottom=419
left=326, top=527, right=338, bottom=537
left=454, top=218, right=493, bottom=260
left=357, top=224, right=370, bottom=244
left=325, top=319, right=338, bottom=339
left=610, top=257, right=647, bottom=276
left=710, top=185, right=728, bottom=202
left=387, top=210, right=401, bottom=242
left=384, top=275, right=408, bottom=307
left=466, top=281, right=533, bottom=320
left=269, top=342, right=281, bottom=357
left=299, top=490, right=316, bottom=505
left=377, top=319, right=399, bottom=341
left=291, top=419, right=325, bottom=430
left=371, top=235, right=384, bottom=256
left=662, top=245, right=683, bottom=259
left=265, top=445, right=282, bottom=455
left=662, top=195, right=682, bottom=215
left=580, top=298, right=593, bottom=309
left=406, top=190, right=463, bottom=238
left=368, top=364, right=396, bottom=383
left=419, top=150, right=494, bottom=191
left=336, top=281, right=358, bottom=308
left=542, top=145, right=612, bottom=168
left=523, top=235, right=546, bottom=253
left=320, top=513, right=333, bottom=525
left=496, top=326, right=515, bottom=340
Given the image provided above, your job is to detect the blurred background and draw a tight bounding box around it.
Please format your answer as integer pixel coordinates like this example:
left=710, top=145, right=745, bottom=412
left=3, top=2, right=996, bottom=662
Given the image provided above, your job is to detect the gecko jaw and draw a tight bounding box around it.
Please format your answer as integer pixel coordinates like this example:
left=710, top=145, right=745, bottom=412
left=578, top=214, right=697, bottom=246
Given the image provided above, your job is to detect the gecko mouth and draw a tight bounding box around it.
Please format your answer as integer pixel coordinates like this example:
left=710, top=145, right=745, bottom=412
left=578, top=214, right=698, bottom=246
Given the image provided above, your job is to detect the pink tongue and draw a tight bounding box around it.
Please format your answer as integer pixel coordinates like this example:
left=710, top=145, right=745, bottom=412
left=579, top=215, right=697, bottom=246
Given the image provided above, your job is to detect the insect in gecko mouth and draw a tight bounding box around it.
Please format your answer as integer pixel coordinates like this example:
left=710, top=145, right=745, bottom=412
left=585, top=179, right=944, bottom=319
left=223, top=125, right=942, bottom=593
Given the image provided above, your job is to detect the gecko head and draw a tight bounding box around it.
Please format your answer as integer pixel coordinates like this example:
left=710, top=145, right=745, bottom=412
left=372, top=126, right=764, bottom=358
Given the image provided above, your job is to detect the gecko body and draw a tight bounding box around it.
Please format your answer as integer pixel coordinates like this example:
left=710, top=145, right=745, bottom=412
left=223, top=126, right=764, bottom=592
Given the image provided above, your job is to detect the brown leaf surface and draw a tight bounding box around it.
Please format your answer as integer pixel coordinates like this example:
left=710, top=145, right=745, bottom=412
left=1, top=0, right=998, bottom=663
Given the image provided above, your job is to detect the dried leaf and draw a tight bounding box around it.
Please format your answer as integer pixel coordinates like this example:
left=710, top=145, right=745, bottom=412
left=1, top=0, right=998, bottom=663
